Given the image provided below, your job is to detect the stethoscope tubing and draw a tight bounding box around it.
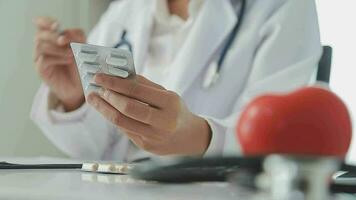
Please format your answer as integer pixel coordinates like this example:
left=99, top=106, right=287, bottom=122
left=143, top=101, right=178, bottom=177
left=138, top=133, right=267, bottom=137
left=114, top=0, right=247, bottom=79
left=216, top=0, right=247, bottom=73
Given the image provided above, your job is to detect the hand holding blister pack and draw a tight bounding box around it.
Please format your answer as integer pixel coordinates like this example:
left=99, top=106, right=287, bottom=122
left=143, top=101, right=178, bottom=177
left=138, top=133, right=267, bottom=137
left=70, top=43, right=136, bottom=98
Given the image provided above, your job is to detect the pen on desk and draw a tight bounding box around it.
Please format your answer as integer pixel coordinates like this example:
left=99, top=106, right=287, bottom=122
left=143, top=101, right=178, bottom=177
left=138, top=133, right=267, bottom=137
left=0, top=162, right=82, bottom=170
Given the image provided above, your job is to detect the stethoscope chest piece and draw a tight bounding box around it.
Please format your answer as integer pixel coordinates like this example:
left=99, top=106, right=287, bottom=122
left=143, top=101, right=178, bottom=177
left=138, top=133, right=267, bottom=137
left=202, top=62, right=220, bottom=89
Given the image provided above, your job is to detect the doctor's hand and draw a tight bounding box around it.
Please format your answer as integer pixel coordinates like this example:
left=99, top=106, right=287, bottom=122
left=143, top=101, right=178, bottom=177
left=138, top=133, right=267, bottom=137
left=87, top=74, right=212, bottom=156
left=34, top=17, right=86, bottom=111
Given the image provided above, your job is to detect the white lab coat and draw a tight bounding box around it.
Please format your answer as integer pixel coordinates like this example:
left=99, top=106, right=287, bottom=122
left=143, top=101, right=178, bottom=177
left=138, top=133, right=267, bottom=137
left=31, top=0, right=322, bottom=161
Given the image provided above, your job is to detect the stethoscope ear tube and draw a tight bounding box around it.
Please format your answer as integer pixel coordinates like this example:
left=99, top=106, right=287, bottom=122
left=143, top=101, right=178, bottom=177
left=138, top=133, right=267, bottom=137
left=216, top=0, right=247, bottom=70
left=114, top=30, right=133, bottom=52
left=202, top=0, right=247, bottom=89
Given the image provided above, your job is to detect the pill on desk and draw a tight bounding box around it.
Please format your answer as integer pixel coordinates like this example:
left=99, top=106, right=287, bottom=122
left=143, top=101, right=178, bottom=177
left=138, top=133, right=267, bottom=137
left=82, top=163, right=99, bottom=172
left=81, top=62, right=100, bottom=74
left=108, top=67, right=129, bottom=78
left=106, top=54, right=128, bottom=67
left=115, top=164, right=133, bottom=174
left=78, top=51, right=98, bottom=63
left=98, top=164, right=116, bottom=173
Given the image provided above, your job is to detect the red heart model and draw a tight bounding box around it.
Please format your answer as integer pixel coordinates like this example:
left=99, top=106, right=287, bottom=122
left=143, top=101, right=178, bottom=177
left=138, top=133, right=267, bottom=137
left=237, top=87, right=352, bottom=158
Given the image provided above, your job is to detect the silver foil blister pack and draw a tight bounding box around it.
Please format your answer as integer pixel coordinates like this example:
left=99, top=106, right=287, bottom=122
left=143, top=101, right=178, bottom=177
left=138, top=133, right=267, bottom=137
left=70, top=43, right=136, bottom=97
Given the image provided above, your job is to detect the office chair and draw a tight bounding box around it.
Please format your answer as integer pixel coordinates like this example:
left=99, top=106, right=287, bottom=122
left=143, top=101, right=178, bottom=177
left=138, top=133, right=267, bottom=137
left=317, top=46, right=333, bottom=83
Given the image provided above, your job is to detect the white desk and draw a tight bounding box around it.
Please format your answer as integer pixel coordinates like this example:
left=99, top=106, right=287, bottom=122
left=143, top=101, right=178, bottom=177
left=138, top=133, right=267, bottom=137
left=0, top=157, right=353, bottom=200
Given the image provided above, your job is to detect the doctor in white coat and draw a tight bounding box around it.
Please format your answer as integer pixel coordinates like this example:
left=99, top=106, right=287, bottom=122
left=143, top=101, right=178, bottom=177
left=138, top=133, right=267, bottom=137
left=31, top=0, right=322, bottom=161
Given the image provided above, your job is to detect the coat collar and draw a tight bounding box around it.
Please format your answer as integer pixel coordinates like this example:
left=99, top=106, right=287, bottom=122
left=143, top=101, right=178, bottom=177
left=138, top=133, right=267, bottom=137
left=164, top=0, right=238, bottom=94
left=126, top=0, right=238, bottom=94
left=128, top=1, right=155, bottom=74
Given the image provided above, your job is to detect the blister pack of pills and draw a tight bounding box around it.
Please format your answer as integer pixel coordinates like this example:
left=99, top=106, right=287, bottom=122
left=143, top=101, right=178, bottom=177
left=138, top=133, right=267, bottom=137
left=70, top=43, right=136, bottom=98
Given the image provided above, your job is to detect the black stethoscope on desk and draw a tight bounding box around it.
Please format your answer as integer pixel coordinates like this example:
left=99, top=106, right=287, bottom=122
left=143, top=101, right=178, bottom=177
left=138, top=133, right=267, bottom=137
left=114, top=0, right=247, bottom=89
left=1, top=157, right=356, bottom=194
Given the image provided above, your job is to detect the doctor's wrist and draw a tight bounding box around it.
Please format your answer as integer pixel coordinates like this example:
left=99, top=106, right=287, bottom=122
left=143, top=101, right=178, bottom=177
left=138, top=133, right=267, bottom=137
left=60, top=96, right=85, bottom=112
left=192, top=116, right=212, bottom=156
left=47, top=88, right=85, bottom=112
left=53, top=93, right=85, bottom=112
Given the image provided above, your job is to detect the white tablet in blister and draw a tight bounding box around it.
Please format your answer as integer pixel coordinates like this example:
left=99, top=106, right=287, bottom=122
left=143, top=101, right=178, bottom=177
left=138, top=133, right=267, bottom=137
left=71, top=43, right=136, bottom=98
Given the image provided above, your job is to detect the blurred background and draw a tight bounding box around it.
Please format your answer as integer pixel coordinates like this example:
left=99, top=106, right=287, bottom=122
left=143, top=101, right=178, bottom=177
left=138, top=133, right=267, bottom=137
left=0, top=0, right=111, bottom=157
left=0, top=0, right=355, bottom=163
left=315, top=0, right=356, bottom=164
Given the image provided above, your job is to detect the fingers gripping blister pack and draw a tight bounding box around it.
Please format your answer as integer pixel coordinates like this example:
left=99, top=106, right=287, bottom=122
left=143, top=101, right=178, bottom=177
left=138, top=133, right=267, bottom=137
left=70, top=43, right=136, bottom=97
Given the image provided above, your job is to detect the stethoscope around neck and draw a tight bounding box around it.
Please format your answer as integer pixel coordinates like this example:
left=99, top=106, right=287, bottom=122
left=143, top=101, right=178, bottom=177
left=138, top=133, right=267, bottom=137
left=202, top=0, right=246, bottom=89
left=114, top=30, right=133, bottom=52
left=114, top=0, right=247, bottom=89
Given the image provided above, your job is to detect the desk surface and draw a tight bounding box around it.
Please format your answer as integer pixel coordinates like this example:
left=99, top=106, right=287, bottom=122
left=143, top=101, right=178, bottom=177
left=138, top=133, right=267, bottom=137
left=0, top=157, right=353, bottom=200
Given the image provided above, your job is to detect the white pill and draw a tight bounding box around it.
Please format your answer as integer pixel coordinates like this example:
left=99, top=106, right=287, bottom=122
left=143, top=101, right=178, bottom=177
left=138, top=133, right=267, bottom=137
left=114, top=164, right=133, bottom=174
left=108, top=67, right=129, bottom=78
left=97, top=164, right=116, bottom=173
left=79, top=52, right=98, bottom=63
left=82, top=163, right=99, bottom=172
left=81, top=63, right=100, bottom=74
left=81, top=45, right=97, bottom=54
left=106, top=54, right=128, bottom=67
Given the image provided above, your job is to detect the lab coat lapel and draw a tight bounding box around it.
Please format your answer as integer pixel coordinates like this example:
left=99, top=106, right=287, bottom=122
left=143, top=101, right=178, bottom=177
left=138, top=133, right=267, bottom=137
left=129, top=2, right=155, bottom=74
left=165, top=0, right=237, bottom=94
